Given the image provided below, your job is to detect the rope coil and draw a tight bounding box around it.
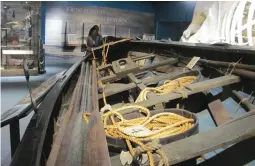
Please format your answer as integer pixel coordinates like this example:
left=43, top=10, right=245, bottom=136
left=103, top=105, right=195, bottom=166
left=93, top=55, right=197, bottom=165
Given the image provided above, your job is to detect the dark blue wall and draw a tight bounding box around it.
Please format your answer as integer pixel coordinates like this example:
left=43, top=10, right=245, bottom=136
left=41, top=1, right=154, bottom=43
left=41, top=1, right=196, bottom=43
left=153, top=1, right=196, bottom=40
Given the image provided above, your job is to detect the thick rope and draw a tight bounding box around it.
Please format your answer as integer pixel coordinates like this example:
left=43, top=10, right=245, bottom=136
left=103, top=105, right=194, bottom=166
left=135, top=76, right=196, bottom=102
left=97, top=38, right=130, bottom=75
left=96, top=67, right=196, bottom=165
left=98, top=79, right=193, bottom=165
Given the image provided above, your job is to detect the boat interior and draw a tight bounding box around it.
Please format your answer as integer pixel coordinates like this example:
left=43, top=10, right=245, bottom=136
left=3, top=37, right=255, bottom=166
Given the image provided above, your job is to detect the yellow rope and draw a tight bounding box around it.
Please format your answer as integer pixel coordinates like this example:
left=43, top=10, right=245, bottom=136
left=100, top=38, right=131, bottom=66
left=97, top=38, right=130, bottom=75
left=135, top=76, right=196, bottom=102
left=98, top=79, right=107, bottom=106
left=83, top=112, right=91, bottom=124
left=103, top=105, right=194, bottom=166
left=96, top=69, right=196, bottom=165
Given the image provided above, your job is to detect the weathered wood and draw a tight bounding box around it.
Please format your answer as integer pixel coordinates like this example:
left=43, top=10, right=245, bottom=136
left=82, top=60, right=110, bottom=166
left=9, top=120, right=20, bottom=157
left=100, top=58, right=178, bottom=83
left=9, top=57, right=85, bottom=166
left=127, top=73, right=141, bottom=84
left=100, top=73, right=117, bottom=83
left=232, top=90, right=255, bottom=112
left=197, top=137, right=255, bottom=166
left=54, top=62, right=86, bottom=166
left=137, top=83, right=147, bottom=91
left=1, top=71, right=65, bottom=126
left=128, top=51, right=156, bottom=61
left=46, top=70, right=81, bottom=166
left=185, top=75, right=240, bottom=92
left=223, top=109, right=255, bottom=125
left=111, top=113, right=255, bottom=165
left=175, top=55, right=255, bottom=79
left=20, top=71, right=65, bottom=104
left=176, top=55, right=255, bottom=72
left=97, top=64, right=112, bottom=71
left=99, top=70, right=200, bottom=99
left=231, top=69, right=255, bottom=81
left=139, top=58, right=178, bottom=71
left=113, top=75, right=241, bottom=113
left=200, top=59, right=255, bottom=72
left=208, top=99, right=231, bottom=126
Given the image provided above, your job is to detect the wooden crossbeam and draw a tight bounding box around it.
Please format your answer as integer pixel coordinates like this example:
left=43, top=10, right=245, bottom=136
left=113, top=75, right=241, bottom=114
left=99, top=70, right=199, bottom=99
left=111, top=111, right=255, bottom=165
left=100, top=58, right=178, bottom=83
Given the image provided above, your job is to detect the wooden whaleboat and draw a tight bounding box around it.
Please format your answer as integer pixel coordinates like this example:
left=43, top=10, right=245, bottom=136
left=2, top=37, right=255, bottom=166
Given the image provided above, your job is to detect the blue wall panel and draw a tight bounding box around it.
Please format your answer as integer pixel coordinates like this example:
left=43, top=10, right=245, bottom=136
left=153, top=1, right=196, bottom=40
left=41, top=1, right=196, bottom=43
left=60, top=1, right=154, bottom=13
left=154, top=1, right=196, bottom=22
left=41, top=1, right=154, bottom=44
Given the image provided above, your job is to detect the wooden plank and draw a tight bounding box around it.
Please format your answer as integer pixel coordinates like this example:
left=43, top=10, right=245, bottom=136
left=100, top=73, right=117, bottom=83
left=46, top=70, right=81, bottom=166
left=100, top=58, right=178, bottom=83
left=97, top=64, right=112, bottom=71
left=9, top=58, right=85, bottom=166
left=127, top=73, right=141, bottom=84
left=54, top=63, right=86, bottom=166
left=139, top=58, right=178, bottom=71
left=197, top=137, right=255, bottom=166
left=185, top=75, right=240, bottom=92
left=137, top=83, right=147, bottom=91
left=99, top=70, right=200, bottom=99
left=20, top=71, right=65, bottom=104
left=208, top=99, right=231, bottom=126
left=111, top=113, right=255, bottom=165
left=113, top=75, right=241, bottom=113
left=10, top=120, right=20, bottom=157
left=83, top=60, right=111, bottom=166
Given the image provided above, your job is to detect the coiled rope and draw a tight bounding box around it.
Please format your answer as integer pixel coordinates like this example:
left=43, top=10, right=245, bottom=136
left=135, top=76, right=197, bottom=102
left=96, top=75, right=197, bottom=165
left=95, top=57, right=197, bottom=165
left=102, top=105, right=195, bottom=166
